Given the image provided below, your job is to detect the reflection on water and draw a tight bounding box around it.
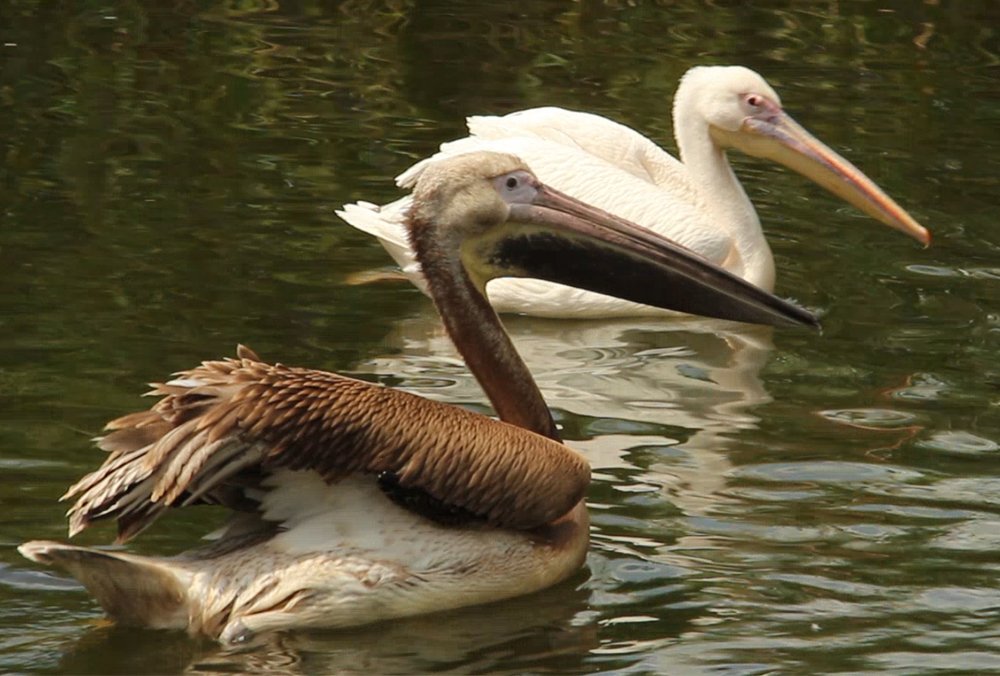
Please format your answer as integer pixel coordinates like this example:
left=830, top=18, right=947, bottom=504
left=355, top=303, right=777, bottom=524
left=3, top=0, right=1000, bottom=673
left=48, top=582, right=598, bottom=675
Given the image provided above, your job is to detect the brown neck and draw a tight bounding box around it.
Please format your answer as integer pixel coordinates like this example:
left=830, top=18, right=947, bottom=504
left=411, top=222, right=560, bottom=442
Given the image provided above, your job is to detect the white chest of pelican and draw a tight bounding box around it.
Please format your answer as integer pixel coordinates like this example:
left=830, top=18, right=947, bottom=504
left=340, top=65, right=929, bottom=318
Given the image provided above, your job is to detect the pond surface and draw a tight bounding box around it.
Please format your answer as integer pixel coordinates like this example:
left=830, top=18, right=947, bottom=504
left=2, top=1, right=1000, bottom=673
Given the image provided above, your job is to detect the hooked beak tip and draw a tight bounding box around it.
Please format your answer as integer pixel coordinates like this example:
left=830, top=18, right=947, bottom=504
left=896, top=215, right=931, bottom=247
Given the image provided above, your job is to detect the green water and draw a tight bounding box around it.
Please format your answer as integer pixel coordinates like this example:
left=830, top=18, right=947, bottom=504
left=2, top=1, right=1000, bottom=673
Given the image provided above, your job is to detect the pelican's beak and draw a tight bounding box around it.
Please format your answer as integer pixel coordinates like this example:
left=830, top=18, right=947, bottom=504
left=712, top=103, right=930, bottom=246
left=478, top=184, right=819, bottom=329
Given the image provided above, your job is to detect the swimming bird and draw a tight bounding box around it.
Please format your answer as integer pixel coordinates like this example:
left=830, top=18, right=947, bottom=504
left=19, top=152, right=815, bottom=643
left=339, top=65, right=929, bottom=318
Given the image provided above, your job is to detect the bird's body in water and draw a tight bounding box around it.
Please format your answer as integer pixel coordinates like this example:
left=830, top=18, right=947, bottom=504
left=340, top=65, right=929, bottom=317
left=20, top=151, right=816, bottom=643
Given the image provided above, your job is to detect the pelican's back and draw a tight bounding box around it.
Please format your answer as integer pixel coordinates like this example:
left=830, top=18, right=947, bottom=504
left=466, top=107, right=691, bottom=190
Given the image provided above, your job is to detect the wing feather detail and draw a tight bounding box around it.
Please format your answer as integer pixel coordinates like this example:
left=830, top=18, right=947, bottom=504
left=64, top=348, right=590, bottom=541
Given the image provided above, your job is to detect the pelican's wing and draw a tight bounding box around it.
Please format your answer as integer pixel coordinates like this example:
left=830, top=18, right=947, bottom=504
left=466, top=107, right=690, bottom=189
left=64, top=347, right=589, bottom=542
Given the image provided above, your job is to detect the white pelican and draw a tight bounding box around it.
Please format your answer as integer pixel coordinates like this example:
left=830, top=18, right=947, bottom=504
left=339, top=65, right=929, bottom=318
left=19, top=152, right=816, bottom=643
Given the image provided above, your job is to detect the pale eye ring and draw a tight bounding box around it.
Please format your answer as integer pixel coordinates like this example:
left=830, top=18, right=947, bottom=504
left=493, top=171, right=538, bottom=204
left=746, top=94, right=762, bottom=107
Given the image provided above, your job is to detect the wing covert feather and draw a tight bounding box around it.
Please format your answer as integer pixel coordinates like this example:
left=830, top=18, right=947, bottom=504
left=64, top=349, right=590, bottom=540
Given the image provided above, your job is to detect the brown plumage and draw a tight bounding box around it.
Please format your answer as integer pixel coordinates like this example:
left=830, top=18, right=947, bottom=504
left=66, top=345, right=590, bottom=542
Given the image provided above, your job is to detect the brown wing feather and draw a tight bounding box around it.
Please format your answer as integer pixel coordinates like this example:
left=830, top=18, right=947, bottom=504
left=64, top=347, right=590, bottom=541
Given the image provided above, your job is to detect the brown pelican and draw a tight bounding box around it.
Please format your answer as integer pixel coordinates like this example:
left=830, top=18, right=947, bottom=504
left=339, top=65, right=929, bottom=317
left=19, top=151, right=815, bottom=643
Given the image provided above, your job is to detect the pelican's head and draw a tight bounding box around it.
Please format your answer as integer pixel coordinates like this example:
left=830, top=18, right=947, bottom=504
left=677, top=66, right=783, bottom=134
left=405, top=152, right=529, bottom=250
left=675, top=65, right=930, bottom=246
left=405, top=151, right=818, bottom=329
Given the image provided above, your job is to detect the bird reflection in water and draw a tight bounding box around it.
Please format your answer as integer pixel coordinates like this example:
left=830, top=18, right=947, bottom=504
left=354, top=305, right=777, bottom=534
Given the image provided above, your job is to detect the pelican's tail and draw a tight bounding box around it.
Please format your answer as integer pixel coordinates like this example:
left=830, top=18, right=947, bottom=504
left=18, top=540, right=189, bottom=630
left=336, top=201, right=429, bottom=294
left=337, top=201, right=405, bottom=242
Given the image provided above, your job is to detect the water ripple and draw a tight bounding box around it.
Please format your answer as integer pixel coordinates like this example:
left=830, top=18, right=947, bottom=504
left=729, top=461, right=925, bottom=485
left=916, top=430, right=1000, bottom=456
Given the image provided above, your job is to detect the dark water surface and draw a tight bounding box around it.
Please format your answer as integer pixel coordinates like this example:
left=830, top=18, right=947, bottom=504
left=3, top=1, right=1000, bottom=673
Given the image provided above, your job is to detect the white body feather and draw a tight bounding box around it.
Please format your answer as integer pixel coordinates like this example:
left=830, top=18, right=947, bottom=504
left=339, top=90, right=775, bottom=318
left=22, top=472, right=585, bottom=643
left=214, top=472, right=584, bottom=641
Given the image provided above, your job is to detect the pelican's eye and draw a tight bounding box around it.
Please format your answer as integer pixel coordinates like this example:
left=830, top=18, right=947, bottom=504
left=493, top=170, right=538, bottom=204
left=745, top=94, right=762, bottom=109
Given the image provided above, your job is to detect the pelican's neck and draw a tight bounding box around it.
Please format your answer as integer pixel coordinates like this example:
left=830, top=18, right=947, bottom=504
left=410, top=222, right=561, bottom=442
left=674, top=98, right=775, bottom=291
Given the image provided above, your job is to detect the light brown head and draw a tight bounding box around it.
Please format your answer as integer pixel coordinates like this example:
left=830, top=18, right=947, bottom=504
left=405, top=151, right=528, bottom=242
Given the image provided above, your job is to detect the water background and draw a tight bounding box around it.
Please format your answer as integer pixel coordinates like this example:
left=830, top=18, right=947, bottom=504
left=2, top=1, right=1000, bottom=673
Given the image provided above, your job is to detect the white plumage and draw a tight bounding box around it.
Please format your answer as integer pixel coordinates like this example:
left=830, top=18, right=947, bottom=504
left=340, top=65, right=928, bottom=318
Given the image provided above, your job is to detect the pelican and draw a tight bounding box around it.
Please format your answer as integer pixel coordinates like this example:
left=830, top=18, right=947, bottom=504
left=19, top=152, right=815, bottom=643
left=339, top=65, right=929, bottom=318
